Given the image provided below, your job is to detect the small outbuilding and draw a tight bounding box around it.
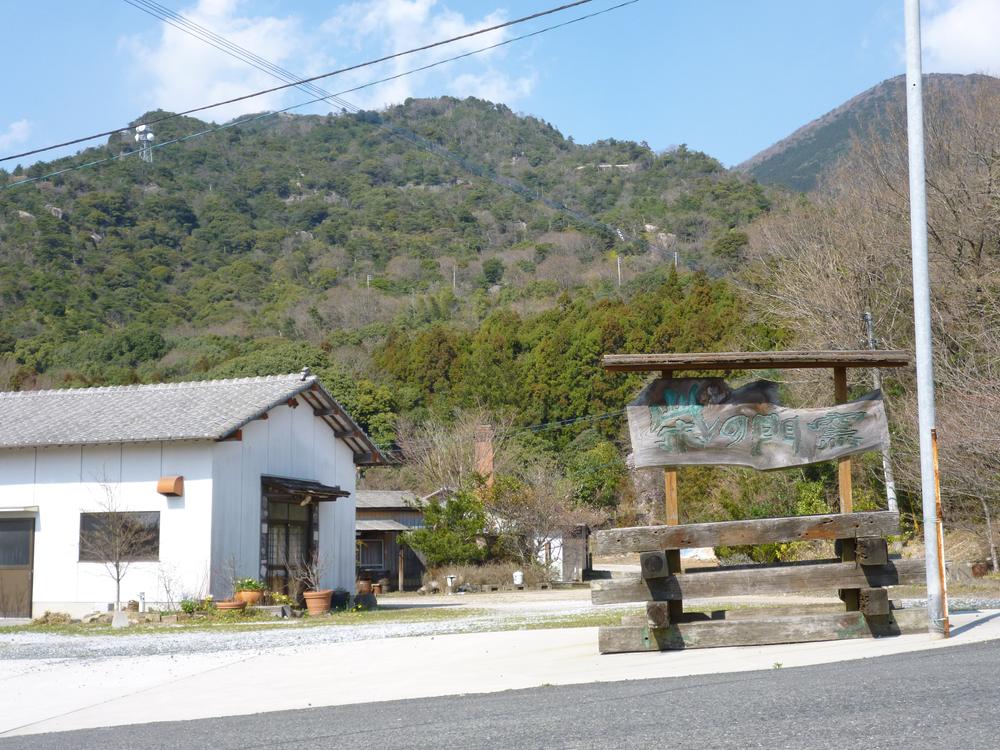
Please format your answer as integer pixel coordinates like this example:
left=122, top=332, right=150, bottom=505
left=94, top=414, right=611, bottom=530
left=354, top=490, right=429, bottom=592
left=0, top=371, right=384, bottom=618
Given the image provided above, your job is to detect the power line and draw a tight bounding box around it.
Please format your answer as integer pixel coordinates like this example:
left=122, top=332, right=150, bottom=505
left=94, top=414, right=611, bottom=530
left=0, top=0, right=594, bottom=164
left=120, top=0, right=638, bottom=239
left=7, top=0, right=639, bottom=245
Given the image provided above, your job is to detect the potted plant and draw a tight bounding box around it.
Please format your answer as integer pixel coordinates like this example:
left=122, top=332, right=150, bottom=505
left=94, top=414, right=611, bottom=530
left=233, top=577, right=264, bottom=605
left=216, top=599, right=246, bottom=611
left=295, top=554, right=332, bottom=616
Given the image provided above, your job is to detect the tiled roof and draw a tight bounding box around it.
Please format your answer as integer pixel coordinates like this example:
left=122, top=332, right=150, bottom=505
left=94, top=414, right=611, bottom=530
left=355, top=490, right=417, bottom=509
left=0, top=372, right=386, bottom=464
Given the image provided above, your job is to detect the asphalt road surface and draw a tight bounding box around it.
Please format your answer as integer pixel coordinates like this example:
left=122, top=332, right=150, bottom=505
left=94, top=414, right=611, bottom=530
left=3, top=639, right=997, bottom=749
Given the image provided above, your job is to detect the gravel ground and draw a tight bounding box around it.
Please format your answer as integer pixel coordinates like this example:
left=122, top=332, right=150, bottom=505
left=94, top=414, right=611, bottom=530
left=5, top=587, right=996, bottom=663
left=0, top=595, right=628, bottom=662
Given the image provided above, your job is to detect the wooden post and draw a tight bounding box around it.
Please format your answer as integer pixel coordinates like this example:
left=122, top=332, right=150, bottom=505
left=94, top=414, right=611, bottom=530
left=397, top=544, right=405, bottom=593
left=661, top=370, right=679, bottom=526
left=834, top=367, right=853, bottom=513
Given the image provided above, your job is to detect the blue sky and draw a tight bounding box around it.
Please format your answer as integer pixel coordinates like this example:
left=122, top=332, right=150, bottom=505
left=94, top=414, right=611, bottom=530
left=1, top=1, right=995, bottom=170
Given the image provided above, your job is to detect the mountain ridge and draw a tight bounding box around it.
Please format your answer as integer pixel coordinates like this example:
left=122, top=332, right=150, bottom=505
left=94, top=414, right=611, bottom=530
left=737, top=73, right=1000, bottom=192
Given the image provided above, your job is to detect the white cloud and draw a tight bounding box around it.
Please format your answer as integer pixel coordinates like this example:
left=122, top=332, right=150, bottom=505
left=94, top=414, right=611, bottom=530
left=320, top=0, right=536, bottom=109
left=0, top=119, right=31, bottom=151
left=121, top=0, right=536, bottom=123
left=121, top=0, right=313, bottom=122
left=923, top=0, right=1000, bottom=74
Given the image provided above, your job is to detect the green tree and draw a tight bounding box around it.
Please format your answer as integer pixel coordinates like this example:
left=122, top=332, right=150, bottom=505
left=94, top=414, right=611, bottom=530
left=400, top=490, right=487, bottom=566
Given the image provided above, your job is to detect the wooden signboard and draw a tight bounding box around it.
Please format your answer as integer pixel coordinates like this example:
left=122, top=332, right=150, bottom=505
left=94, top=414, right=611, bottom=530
left=627, top=378, right=889, bottom=471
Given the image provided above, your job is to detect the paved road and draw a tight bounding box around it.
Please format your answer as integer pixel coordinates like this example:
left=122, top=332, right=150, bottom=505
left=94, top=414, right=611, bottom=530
left=3, top=639, right=997, bottom=749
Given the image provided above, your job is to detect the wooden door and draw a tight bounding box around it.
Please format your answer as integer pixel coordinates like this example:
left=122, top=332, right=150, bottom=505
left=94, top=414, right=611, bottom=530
left=265, top=501, right=312, bottom=597
left=0, top=518, right=34, bottom=618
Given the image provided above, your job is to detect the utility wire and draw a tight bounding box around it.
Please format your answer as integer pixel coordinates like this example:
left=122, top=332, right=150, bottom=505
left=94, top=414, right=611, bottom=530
left=117, top=0, right=638, bottom=238
left=8, top=0, right=638, bottom=246
left=0, top=0, right=594, bottom=164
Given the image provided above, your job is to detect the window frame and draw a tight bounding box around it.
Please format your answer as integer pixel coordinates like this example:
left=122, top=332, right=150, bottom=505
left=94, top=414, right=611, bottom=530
left=78, top=511, right=161, bottom=563
left=356, top=538, right=385, bottom=570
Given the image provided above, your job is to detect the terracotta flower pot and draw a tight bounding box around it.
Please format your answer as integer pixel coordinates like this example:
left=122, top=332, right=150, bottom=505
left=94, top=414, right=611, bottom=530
left=235, top=590, right=263, bottom=605
left=356, top=579, right=373, bottom=595
left=216, top=600, right=247, bottom=611
left=303, top=589, right=333, bottom=615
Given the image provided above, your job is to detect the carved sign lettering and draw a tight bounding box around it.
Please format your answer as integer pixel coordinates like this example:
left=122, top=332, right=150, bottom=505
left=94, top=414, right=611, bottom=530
left=627, top=378, right=889, bottom=470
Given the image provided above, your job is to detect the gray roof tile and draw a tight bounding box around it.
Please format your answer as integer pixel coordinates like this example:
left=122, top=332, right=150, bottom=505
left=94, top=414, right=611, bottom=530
left=0, top=373, right=385, bottom=464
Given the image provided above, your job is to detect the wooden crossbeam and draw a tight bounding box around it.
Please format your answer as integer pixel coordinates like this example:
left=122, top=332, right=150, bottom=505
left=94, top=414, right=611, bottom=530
left=590, top=559, right=925, bottom=605
left=594, top=512, right=899, bottom=555
left=598, top=608, right=928, bottom=653
left=601, top=350, right=912, bottom=373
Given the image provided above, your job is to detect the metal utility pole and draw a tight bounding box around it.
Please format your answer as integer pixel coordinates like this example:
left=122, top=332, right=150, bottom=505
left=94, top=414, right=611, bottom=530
left=616, top=254, right=622, bottom=288
left=673, top=251, right=679, bottom=270
left=904, top=0, right=948, bottom=636
left=863, top=312, right=899, bottom=513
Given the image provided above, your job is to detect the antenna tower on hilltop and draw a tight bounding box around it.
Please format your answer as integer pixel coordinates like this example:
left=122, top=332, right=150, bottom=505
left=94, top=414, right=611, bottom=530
left=134, top=125, right=155, bottom=163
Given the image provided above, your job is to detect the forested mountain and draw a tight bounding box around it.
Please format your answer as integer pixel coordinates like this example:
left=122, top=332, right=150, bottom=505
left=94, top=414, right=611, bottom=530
left=0, top=96, right=773, bottom=448
left=738, top=73, right=1000, bottom=192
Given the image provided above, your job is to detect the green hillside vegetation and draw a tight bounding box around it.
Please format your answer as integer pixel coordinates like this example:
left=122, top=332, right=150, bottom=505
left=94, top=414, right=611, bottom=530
left=0, top=97, right=770, bottom=445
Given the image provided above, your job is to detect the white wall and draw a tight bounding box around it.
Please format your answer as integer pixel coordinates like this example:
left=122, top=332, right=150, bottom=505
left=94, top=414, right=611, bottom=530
left=0, top=402, right=361, bottom=616
left=0, top=441, right=214, bottom=617
left=210, top=403, right=358, bottom=597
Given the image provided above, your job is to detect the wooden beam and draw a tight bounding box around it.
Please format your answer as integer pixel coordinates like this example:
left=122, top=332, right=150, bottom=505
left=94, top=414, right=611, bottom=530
left=590, top=559, right=925, bottom=605
left=313, top=407, right=342, bottom=417
left=597, top=608, right=928, bottom=653
left=640, top=551, right=671, bottom=579
left=856, top=537, right=889, bottom=567
left=594, top=511, right=900, bottom=555
left=860, top=588, right=891, bottom=616
left=216, top=429, right=242, bottom=442
left=602, top=350, right=912, bottom=373
left=663, top=468, right=679, bottom=525
left=834, top=366, right=853, bottom=514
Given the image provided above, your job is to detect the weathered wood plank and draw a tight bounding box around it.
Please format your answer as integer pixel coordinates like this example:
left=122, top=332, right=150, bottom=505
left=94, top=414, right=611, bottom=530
left=856, top=537, right=889, bottom=566
left=640, top=551, right=671, bottom=579
left=621, top=610, right=724, bottom=626
left=602, top=350, right=913, bottom=373
left=834, top=367, right=853, bottom=514
left=590, top=559, right=925, bottom=605
left=859, top=588, right=891, bottom=616
left=595, top=511, right=899, bottom=555
left=598, top=608, right=929, bottom=653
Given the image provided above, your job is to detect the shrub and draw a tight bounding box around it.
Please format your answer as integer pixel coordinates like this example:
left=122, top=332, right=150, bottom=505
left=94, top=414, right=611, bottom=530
left=400, top=489, right=488, bottom=567
left=179, top=599, right=198, bottom=614
left=233, top=577, right=264, bottom=592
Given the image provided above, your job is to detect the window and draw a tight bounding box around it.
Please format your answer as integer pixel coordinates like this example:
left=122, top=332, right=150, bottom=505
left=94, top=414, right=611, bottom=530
left=0, top=518, right=33, bottom=567
left=79, top=511, right=160, bottom=562
left=357, top=539, right=384, bottom=569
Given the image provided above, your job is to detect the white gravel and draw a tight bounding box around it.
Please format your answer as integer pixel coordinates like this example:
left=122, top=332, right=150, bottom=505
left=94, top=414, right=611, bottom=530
left=0, top=593, right=624, bottom=662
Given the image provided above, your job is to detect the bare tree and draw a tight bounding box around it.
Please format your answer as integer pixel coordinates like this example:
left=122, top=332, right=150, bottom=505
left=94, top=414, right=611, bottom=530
left=485, top=462, right=606, bottom=564
left=79, top=484, right=157, bottom=610
left=394, top=410, right=515, bottom=494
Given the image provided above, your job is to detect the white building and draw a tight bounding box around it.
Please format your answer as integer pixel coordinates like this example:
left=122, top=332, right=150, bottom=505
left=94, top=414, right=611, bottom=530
left=0, top=371, right=384, bottom=618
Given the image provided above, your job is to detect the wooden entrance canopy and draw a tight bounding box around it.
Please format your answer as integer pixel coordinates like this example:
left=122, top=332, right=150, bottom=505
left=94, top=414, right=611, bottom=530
left=603, top=349, right=912, bottom=520
left=592, top=349, right=920, bottom=654
left=602, top=349, right=912, bottom=373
